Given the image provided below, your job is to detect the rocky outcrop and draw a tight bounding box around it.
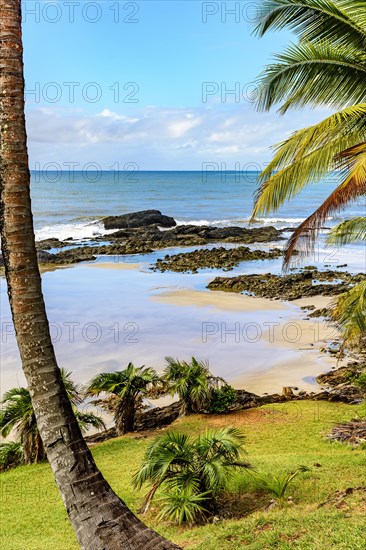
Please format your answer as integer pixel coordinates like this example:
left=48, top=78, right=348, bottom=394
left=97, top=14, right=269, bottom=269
left=207, top=269, right=366, bottom=301
left=102, top=210, right=176, bottom=229
left=152, top=246, right=282, bottom=273
left=317, top=362, right=364, bottom=387
left=134, top=401, right=183, bottom=431
left=84, top=401, right=183, bottom=444
left=106, top=223, right=284, bottom=246
left=35, top=238, right=71, bottom=250
left=0, top=249, right=89, bottom=267
left=26, top=224, right=285, bottom=267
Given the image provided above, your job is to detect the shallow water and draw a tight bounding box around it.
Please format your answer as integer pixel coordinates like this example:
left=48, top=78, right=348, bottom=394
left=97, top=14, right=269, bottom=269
left=0, top=257, right=338, bottom=395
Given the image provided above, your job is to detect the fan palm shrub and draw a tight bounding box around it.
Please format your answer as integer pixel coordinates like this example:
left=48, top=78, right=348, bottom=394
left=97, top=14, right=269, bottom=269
left=133, top=427, right=250, bottom=523
left=251, top=0, right=366, bottom=346
left=86, top=363, right=161, bottom=434
left=0, top=369, right=104, bottom=464
left=163, top=356, right=226, bottom=414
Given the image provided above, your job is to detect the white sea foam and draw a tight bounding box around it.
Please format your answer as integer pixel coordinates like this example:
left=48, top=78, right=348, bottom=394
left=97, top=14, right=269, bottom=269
left=175, top=218, right=227, bottom=226
left=35, top=221, right=115, bottom=242
left=175, top=216, right=336, bottom=229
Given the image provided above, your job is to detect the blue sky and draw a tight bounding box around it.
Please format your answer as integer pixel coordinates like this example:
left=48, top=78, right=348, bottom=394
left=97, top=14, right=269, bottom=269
left=22, top=1, right=330, bottom=169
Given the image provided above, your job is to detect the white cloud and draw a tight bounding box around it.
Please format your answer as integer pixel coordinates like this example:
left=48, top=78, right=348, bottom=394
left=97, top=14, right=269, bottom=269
left=26, top=104, right=333, bottom=170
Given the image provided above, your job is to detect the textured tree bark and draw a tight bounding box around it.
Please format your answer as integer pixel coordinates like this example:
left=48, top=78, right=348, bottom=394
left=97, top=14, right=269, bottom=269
left=0, top=2, right=179, bottom=548
left=124, top=397, right=136, bottom=433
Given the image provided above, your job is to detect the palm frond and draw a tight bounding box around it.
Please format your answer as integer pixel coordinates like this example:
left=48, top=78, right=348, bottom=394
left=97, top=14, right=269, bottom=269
left=251, top=107, right=366, bottom=219
left=60, top=368, right=83, bottom=405
left=74, top=410, right=106, bottom=433
left=0, top=387, right=34, bottom=438
left=327, top=216, right=366, bottom=245
left=0, top=442, right=24, bottom=471
left=256, top=39, right=366, bottom=113
left=157, top=489, right=210, bottom=525
left=283, top=142, right=366, bottom=267
left=254, top=0, right=366, bottom=50
left=330, top=280, right=366, bottom=344
left=133, top=427, right=248, bottom=521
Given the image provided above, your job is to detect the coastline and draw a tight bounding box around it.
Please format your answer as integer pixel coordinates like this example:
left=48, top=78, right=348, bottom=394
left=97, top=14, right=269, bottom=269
left=1, top=259, right=344, bottom=397
left=152, top=287, right=341, bottom=394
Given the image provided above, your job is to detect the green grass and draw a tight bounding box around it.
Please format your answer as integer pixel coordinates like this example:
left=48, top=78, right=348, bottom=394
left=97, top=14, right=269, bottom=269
left=1, top=401, right=365, bottom=549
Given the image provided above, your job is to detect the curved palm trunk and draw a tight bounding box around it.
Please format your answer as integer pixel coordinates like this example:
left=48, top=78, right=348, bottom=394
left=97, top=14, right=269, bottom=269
left=0, top=3, right=179, bottom=548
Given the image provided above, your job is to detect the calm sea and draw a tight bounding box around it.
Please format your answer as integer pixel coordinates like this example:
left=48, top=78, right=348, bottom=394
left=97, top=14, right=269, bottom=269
left=30, top=170, right=365, bottom=241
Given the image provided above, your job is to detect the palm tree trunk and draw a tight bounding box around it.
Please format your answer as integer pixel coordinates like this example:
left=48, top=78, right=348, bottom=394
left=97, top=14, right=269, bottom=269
left=0, top=2, right=179, bottom=548
left=115, top=400, right=127, bottom=435
left=123, top=397, right=136, bottom=433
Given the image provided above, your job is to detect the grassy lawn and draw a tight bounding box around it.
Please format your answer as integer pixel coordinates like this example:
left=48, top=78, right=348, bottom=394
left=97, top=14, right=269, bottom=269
left=1, top=401, right=365, bottom=549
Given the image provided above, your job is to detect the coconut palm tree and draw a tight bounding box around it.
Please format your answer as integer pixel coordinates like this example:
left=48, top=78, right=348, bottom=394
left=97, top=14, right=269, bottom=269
left=163, top=357, right=224, bottom=414
left=0, top=2, right=177, bottom=547
left=251, top=0, right=366, bottom=345
left=0, top=370, right=105, bottom=464
left=86, top=364, right=161, bottom=434
left=133, top=427, right=250, bottom=522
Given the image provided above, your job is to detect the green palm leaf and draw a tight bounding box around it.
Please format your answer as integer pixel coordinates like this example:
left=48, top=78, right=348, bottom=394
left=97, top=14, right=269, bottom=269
left=86, top=364, right=161, bottom=434
left=327, top=216, right=366, bottom=245
left=330, top=281, right=366, bottom=344
left=133, top=427, right=250, bottom=520
left=163, top=357, right=223, bottom=413
left=254, top=0, right=366, bottom=50
left=257, top=39, right=366, bottom=112
left=252, top=106, right=366, bottom=219
left=282, top=143, right=366, bottom=266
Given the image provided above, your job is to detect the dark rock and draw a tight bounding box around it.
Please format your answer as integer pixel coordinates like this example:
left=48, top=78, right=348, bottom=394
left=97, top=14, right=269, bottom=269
left=84, top=427, right=117, bottom=444
left=84, top=401, right=183, bottom=444
left=152, top=246, right=282, bottom=273
left=37, top=250, right=56, bottom=263
left=207, top=269, right=366, bottom=301
left=317, top=362, right=365, bottom=387
left=134, top=401, right=183, bottom=431
left=106, top=224, right=284, bottom=246
left=35, top=238, right=70, bottom=250
left=102, top=210, right=176, bottom=230
left=308, top=307, right=330, bottom=319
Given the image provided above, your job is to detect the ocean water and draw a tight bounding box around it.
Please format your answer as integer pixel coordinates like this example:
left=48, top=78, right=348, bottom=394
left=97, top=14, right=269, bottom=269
left=1, top=171, right=364, bottom=394
left=29, top=170, right=365, bottom=274
left=31, top=170, right=365, bottom=238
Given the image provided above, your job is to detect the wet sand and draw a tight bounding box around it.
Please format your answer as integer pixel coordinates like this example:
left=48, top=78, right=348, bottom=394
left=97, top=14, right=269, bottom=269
left=152, top=287, right=340, bottom=394
left=0, top=260, right=341, bottom=397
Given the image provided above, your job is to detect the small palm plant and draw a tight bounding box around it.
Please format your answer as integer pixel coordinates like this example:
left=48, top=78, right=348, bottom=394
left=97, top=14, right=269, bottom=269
left=0, top=369, right=105, bottom=464
left=163, top=356, right=225, bottom=414
left=133, top=427, right=250, bottom=523
left=0, top=387, right=47, bottom=464
left=0, top=441, right=24, bottom=472
left=247, top=466, right=311, bottom=499
left=86, top=363, right=161, bottom=434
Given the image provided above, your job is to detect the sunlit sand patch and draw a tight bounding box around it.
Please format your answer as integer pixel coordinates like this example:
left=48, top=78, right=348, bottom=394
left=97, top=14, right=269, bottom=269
left=84, top=262, right=142, bottom=270
left=151, top=288, right=288, bottom=312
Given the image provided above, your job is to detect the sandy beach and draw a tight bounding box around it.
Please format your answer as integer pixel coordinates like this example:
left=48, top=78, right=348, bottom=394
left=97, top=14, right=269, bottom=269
left=152, top=287, right=341, bottom=393
left=0, top=260, right=343, bottom=397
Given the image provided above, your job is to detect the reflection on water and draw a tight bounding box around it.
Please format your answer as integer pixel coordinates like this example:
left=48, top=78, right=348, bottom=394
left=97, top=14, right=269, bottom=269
left=0, top=257, right=338, bottom=395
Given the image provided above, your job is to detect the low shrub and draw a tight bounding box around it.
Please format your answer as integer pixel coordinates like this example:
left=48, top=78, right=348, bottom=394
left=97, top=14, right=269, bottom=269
left=208, top=385, right=236, bottom=413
